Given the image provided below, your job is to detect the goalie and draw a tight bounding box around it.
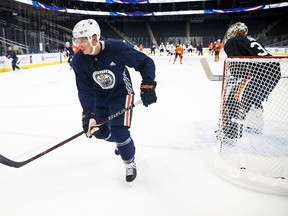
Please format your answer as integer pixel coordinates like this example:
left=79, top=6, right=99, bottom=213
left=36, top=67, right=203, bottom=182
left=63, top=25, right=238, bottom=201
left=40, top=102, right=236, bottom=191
left=222, top=22, right=281, bottom=140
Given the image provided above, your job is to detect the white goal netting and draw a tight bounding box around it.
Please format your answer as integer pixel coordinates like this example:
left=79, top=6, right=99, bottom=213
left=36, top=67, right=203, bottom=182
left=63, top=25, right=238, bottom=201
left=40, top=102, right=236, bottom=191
left=215, top=57, right=288, bottom=196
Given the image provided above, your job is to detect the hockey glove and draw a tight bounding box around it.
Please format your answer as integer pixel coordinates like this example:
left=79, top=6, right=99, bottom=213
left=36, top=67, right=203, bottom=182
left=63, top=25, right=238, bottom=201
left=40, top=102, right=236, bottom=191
left=82, top=112, right=100, bottom=138
left=140, top=80, right=157, bottom=107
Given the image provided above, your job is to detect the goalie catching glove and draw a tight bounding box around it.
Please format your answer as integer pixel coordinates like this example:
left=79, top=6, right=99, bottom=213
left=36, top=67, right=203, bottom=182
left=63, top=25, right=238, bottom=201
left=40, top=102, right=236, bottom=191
left=140, top=80, right=157, bottom=107
left=82, top=112, right=100, bottom=138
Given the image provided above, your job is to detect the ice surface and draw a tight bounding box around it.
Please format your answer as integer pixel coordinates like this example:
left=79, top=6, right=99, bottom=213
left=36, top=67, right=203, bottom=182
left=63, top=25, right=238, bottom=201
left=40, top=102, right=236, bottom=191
left=0, top=54, right=287, bottom=216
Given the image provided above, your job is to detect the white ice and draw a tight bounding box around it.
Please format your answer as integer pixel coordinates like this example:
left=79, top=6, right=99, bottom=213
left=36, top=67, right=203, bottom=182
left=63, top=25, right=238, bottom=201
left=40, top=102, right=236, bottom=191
left=0, top=54, right=287, bottom=216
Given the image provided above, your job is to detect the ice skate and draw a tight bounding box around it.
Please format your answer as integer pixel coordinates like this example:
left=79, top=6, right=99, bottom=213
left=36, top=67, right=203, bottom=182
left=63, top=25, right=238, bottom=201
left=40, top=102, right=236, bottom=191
left=125, top=161, right=137, bottom=182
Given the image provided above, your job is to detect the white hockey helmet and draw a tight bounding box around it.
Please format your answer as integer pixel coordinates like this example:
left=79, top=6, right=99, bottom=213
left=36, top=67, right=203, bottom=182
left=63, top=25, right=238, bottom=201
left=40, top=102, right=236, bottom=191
left=72, top=19, right=101, bottom=46
left=226, top=22, right=248, bottom=39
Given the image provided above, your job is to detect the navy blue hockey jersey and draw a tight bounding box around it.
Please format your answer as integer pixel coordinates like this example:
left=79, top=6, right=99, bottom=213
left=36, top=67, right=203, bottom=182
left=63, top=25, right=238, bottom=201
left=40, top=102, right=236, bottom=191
left=71, top=40, right=156, bottom=112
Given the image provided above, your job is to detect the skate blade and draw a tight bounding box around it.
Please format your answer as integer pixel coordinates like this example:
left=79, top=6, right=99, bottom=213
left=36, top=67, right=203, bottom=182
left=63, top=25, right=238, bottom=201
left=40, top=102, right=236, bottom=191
left=127, top=181, right=134, bottom=187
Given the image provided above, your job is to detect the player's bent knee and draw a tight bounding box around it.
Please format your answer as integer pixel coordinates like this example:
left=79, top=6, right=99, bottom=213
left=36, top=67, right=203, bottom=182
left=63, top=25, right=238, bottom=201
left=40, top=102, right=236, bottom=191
left=110, top=126, right=131, bottom=142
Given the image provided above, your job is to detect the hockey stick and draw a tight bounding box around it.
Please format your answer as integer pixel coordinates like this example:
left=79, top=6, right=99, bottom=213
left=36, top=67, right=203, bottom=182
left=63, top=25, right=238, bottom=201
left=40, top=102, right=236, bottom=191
left=200, top=58, right=287, bottom=81
left=58, top=62, right=66, bottom=72
left=0, top=100, right=142, bottom=168
left=200, top=58, right=223, bottom=81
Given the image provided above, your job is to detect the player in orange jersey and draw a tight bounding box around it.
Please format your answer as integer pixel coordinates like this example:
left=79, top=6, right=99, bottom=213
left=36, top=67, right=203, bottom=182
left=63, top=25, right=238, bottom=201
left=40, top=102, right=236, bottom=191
left=214, top=39, right=223, bottom=62
left=173, top=44, right=184, bottom=64
left=72, top=44, right=80, bottom=54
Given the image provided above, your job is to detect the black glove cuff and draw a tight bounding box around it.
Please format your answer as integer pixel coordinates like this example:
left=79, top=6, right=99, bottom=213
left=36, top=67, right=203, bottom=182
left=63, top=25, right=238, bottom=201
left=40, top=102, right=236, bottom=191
left=140, top=80, right=157, bottom=91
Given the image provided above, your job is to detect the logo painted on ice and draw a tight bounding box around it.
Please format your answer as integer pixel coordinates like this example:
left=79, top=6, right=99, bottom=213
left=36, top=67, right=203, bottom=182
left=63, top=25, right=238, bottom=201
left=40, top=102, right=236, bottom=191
left=93, top=70, right=115, bottom=89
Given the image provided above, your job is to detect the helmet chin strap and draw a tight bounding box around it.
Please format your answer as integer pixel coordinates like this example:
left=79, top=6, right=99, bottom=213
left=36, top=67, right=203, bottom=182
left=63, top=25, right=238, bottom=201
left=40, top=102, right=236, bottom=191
left=90, top=41, right=99, bottom=55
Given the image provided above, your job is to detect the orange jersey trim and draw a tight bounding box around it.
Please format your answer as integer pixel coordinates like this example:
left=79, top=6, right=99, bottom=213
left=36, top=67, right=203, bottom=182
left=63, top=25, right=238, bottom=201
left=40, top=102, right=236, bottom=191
left=124, top=94, right=133, bottom=127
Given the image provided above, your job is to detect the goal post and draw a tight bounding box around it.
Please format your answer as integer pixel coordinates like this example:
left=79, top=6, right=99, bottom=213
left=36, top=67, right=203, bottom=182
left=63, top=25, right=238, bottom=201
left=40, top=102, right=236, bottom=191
left=214, top=56, right=288, bottom=196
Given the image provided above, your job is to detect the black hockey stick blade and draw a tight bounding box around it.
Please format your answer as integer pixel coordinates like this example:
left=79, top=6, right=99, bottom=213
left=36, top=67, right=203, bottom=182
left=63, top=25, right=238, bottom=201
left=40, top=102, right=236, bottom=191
left=0, top=154, right=30, bottom=168
left=0, top=100, right=142, bottom=168
left=0, top=154, right=25, bottom=168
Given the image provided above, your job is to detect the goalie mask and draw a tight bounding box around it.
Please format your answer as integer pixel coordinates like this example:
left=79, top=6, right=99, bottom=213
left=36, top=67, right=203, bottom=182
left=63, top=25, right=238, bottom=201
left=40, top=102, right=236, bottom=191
left=226, top=22, right=248, bottom=40
left=72, top=19, right=101, bottom=53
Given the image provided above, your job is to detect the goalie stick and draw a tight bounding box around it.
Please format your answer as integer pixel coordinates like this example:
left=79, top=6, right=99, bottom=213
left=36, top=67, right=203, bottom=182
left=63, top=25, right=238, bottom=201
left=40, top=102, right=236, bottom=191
left=200, top=58, right=223, bottom=81
left=200, top=57, right=287, bottom=81
left=0, top=100, right=142, bottom=168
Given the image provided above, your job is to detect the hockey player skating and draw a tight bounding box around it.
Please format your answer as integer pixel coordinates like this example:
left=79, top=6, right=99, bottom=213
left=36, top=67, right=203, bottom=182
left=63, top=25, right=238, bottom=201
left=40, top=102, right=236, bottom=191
left=211, top=42, right=216, bottom=56
left=214, top=39, right=223, bottom=62
left=70, top=19, right=157, bottom=182
left=150, top=43, right=156, bottom=56
left=196, top=43, right=203, bottom=56
left=165, top=42, right=171, bottom=56
left=65, top=42, right=75, bottom=65
left=6, top=46, right=20, bottom=71
left=208, top=43, right=213, bottom=55
left=169, top=44, right=175, bottom=56
left=222, top=22, right=281, bottom=141
left=186, top=43, right=194, bottom=56
left=173, top=44, right=184, bottom=64
left=159, top=42, right=165, bottom=56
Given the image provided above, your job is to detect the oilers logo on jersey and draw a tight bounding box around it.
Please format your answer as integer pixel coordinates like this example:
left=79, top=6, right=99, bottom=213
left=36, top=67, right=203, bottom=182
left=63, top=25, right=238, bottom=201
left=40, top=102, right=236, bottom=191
left=93, top=70, right=115, bottom=89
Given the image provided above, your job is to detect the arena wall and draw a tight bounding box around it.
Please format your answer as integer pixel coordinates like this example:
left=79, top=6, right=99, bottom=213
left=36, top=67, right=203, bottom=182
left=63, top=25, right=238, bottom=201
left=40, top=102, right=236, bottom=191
left=0, top=52, right=68, bottom=73
left=0, top=47, right=287, bottom=73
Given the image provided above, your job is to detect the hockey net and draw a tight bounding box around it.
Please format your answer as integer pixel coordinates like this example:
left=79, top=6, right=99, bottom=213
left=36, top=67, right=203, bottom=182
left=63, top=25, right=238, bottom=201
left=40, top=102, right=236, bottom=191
left=214, top=56, right=288, bottom=196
